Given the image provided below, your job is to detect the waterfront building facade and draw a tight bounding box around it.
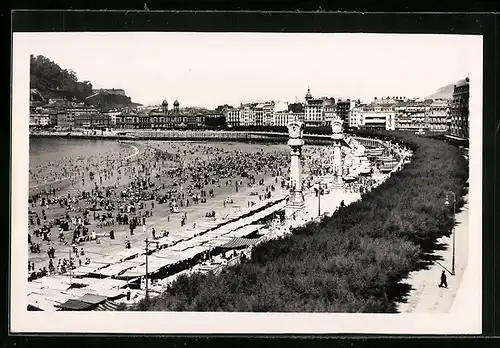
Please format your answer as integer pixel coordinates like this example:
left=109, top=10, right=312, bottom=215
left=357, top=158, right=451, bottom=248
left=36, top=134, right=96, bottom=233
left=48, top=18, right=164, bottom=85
left=254, top=104, right=264, bottom=126
left=336, top=99, right=356, bottom=124
left=263, top=102, right=275, bottom=127
left=225, top=108, right=241, bottom=127
left=304, top=88, right=337, bottom=128
left=323, top=98, right=337, bottom=125
left=427, top=99, right=450, bottom=132
left=187, top=114, right=206, bottom=128
left=29, top=114, right=52, bottom=127
left=74, top=113, right=111, bottom=129
left=240, top=104, right=255, bottom=126
left=304, top=97, right=326, bottom=127
left=349, top=105, right=364, bottom=129
left=116, top=110, right=139, bottom=129
left=102, top=109, right=122, bottom=126
left=394, top=100, right=432, bottom=131
left=357, top=103, right=396, bottom=130
left=290, top=112, right=305, bottom=124
left=449, top=77, right=470, bottom=140
left=273, top=110, right=290, bottom=127
left=56, top=111, right=74, bottom=129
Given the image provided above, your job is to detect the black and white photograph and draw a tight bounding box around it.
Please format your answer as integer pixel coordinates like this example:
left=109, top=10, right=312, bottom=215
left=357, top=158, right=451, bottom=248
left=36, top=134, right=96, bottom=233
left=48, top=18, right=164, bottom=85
left=11, top=31, right=482, bottom=334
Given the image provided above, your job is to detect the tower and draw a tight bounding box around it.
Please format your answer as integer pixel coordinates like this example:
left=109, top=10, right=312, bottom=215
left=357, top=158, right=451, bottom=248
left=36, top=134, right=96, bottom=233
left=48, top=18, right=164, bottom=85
left=305, top=87, right=313, bottom=102
left=286, top=119, right=306, bottom=217
left=173, top=99, right=180, bottom=114
left=161, top=99, right=168, bottom=115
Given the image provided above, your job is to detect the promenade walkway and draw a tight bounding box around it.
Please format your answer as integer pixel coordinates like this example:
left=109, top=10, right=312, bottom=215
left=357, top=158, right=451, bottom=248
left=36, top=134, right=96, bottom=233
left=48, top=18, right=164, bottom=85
left=397, top=195, right=471, bottom=314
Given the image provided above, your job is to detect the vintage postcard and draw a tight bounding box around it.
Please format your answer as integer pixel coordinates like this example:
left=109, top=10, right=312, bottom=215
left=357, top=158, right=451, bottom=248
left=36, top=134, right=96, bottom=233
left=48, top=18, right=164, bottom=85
left=11, top=32, right=483, bottom=334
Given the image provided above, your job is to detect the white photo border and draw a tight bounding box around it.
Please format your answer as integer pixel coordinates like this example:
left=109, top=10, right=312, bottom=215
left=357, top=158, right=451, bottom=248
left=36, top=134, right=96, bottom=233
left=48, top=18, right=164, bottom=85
left=10, top=32, right=483, bottom=334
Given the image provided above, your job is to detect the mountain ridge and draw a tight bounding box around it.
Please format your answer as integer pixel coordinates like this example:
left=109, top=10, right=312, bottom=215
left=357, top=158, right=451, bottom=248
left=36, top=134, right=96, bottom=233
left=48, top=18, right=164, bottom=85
left=426, top=83, right=454, bottom=100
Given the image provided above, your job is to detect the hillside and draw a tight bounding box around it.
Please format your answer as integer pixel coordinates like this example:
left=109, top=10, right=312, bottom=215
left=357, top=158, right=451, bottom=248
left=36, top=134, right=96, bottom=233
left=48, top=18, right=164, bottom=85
left=85, top=93, right=142, bottom=108
left=426, top=83, right=454, bottom=100
left=30, top=55, right=93, bottom=102
left=30, top=54, right=140, bottom=107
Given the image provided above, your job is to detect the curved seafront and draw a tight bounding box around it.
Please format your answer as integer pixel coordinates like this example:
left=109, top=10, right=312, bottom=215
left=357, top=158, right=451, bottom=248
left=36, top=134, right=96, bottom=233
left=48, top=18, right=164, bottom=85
left=30, top=129, right=339, bottom=145
left=26, top=133, right=410, bottom=311
left=29, top=138, right=142, bottom=196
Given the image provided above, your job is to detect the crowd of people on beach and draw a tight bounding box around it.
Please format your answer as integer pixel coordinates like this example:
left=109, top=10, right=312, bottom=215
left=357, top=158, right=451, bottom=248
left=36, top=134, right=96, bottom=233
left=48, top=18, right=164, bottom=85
left=27, top=137, right=411, bottom=283
left=29, top=143, right=137, bottom=189
left=27, top=142, right=294, bottom=281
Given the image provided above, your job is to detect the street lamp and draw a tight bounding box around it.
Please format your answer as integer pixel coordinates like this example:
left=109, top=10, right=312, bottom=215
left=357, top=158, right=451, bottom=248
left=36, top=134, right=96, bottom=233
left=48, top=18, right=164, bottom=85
left=315, top=183, right=321, bottom=217
left=144, top=235, right=158, bottom=299
left=68, top=245, right=72, bottom=286
left=444, top=191, right=456, bottom=275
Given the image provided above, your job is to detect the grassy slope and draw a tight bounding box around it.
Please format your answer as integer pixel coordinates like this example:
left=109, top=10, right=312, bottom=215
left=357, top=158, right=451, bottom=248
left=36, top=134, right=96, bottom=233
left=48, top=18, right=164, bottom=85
left=132, top=130, right=468, bottom=313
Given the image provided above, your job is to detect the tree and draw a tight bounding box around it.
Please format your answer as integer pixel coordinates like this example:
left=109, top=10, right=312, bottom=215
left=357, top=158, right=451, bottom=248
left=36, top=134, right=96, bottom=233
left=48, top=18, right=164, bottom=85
left=30, top=54, right=94, bottom=102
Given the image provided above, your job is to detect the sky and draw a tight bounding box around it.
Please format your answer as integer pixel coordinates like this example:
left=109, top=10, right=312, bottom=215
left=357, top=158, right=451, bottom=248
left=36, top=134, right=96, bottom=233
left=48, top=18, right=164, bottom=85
left=21, top=32, right=481, bottom=109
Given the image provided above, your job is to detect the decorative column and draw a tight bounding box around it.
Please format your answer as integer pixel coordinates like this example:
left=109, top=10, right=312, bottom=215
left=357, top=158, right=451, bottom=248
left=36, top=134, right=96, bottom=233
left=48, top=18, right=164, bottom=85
left=331, top=117, right=345, bottom=187
left=286, top=119, right=305, bottom=213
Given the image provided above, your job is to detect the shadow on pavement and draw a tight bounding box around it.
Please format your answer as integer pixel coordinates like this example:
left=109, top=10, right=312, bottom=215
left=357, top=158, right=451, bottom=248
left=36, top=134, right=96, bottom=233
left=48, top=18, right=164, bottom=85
left=390, top=238, right=450, bottom=309
left=387, top=281, right=412, bottom=306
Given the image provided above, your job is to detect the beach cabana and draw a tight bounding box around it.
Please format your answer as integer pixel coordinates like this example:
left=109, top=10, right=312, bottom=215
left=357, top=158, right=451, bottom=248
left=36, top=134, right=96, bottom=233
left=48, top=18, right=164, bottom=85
left=96, top=259, right=145, bottom=278
left=56, top=299, right=93, bottom=311
left=153, top=249, right=188, bottom=262
left=63, top=287, right=99, bottom=299
left=205, top=225, right=233, bottom=237
left=226, top=224, right=264, bottom=238
left=56, top=293, right=118, bottom=311
left=203, top=227, right=230, bottom=237
left=203, top=236, right=234, bottom=248
left=70, top=264, right=104, bottom=277
left=168, top=238, right=205, bottom=252
left=28, top=289, right=72, bottom=311
left=117, top=256, right=178, bottom=279
left=85, top=278, right=129, bottom=299
left=177, top=245, right=210, bottom=260
left=114, top=247, right=144, bottom=261
left=78, top=293, right=108, bottom=306
left=218, top=237, right=262, bottom=249
left=31, top=276, right=71, bottom=291
left=28, top=293, right=59, bottom=311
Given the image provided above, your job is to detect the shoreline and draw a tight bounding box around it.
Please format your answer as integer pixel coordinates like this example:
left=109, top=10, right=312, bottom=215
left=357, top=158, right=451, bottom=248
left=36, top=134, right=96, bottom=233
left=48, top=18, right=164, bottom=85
left=29, top=130, right=339, bottom=145
left=29, top=141, right=142, bottom=192
left=27, top=140, right=293, bottom=275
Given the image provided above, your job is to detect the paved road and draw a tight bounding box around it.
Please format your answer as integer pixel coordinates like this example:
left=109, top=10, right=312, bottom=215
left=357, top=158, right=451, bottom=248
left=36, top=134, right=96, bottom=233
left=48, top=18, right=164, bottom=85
left=397, top=195, right=470, bottom=313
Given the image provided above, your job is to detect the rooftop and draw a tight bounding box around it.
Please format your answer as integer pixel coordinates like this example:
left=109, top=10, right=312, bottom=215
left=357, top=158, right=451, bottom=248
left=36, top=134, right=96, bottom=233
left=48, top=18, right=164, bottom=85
left=455, top=77, right=470, bottom=88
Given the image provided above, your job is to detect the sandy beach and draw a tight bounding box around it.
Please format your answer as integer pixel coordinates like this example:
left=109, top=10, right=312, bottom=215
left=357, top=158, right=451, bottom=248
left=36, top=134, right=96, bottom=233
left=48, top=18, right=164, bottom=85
left=28, top=140, right=297, bottom=273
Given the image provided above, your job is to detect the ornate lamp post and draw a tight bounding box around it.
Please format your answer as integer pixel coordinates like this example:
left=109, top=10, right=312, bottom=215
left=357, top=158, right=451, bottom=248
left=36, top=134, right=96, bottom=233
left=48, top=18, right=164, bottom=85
left=286, top=118, right=305, bottom=214
left=331, top=117, right=344, bottom=187
left=444, top=191, right=456, bottom=275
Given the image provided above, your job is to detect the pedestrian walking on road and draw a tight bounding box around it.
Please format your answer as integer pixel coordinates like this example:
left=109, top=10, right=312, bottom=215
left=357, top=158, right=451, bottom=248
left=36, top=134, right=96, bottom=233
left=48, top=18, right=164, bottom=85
left=439, top=270, right=448, bottom=288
